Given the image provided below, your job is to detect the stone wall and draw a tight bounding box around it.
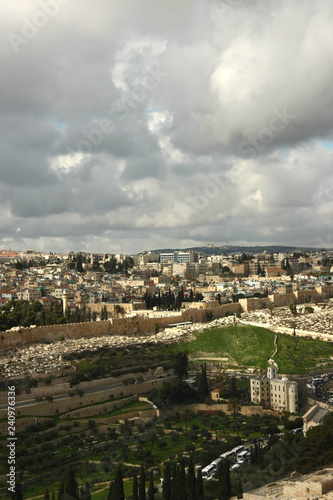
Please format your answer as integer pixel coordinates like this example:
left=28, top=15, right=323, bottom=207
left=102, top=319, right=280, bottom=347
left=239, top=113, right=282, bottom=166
left=295, top=289, right=321, bottom=304
left=1, top=286, right=332, bottom=350
left=61, top=395, right=137, bottom=419
left=317, top=285, right=333, bottom=300
left=0, top=304, right=242, bottom=349
left=172, top=403, right=264, bottom=416
left=269, top=293, right=296, bottom=308
left=239, top=297, right=271, bottom=312
left=0, top=378, right=171, bottom=420
left=0, top=416, right=50, bottom=435
left=0, top=320, right=111, bottom=348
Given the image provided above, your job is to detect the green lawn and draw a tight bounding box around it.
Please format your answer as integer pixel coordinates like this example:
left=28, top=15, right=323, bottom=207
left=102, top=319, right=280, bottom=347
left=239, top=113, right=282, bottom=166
left=164, top=324, right=333, bottom=374
left=71, top=324, right=333, bottom=378
left=167, top=325, right=276, bottom=370
left=275, top=333, right=333, bottom=374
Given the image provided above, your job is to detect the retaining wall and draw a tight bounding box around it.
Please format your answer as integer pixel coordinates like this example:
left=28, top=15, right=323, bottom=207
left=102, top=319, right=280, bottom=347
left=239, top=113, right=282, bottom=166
left=171, top=403, right=264, bottom=416
left=0, top=378, right=171, bottom=420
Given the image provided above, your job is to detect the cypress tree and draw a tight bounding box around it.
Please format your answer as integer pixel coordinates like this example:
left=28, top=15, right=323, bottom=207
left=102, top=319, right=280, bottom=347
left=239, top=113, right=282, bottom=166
left=224, top=459, right=231, bottom=499
left=218, top=460, right=231, bottom=500
left=107, top=480, right=114, bottom=500
left=148, top=470, right=155, bottom=500
left=58, top=481, right=64, bottom=500
left=186, top=459, right=196, bottom=500
left=250, top=446, right=255, bottom=466
left=84, top=482, right=91, bottom=500
left=12, top=482, right=23, bottom=500
left=115, top=466, right=125, bottom=500
left=64, top=469, right=79, bottom=500
left=229, top=378, right=237, bottom=399
left=196, top=468, right=204, bottom=500
left=170, top=462, right=178, bottom=500
left=162, top=462, right=172, bottom=500
left=255, top=442, right=259, bottom=465
left=202, top=363, right=209, bottom=396
left=139, top=465, right=146, bottom=500
left=132, top=475, right=139, bottom=500
left=178, top=458, right=187, bottom=500
left=235, top=478, right=243, bottom=499
left=76, top=255, right=83, bottom=273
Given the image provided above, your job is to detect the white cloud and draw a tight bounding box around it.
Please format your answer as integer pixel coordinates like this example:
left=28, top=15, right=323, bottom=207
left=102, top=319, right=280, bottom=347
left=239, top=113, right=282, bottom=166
left=1, top=0, right=333, bottom=252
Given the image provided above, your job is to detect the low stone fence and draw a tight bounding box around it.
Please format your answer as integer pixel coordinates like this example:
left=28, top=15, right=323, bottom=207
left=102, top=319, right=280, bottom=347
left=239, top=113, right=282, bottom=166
left=167, top=403, right=264, bottom=416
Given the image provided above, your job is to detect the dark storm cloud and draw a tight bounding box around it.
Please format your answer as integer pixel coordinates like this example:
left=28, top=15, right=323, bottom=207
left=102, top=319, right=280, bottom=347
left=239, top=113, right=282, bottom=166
left=1, top=0, right=333, bottom=252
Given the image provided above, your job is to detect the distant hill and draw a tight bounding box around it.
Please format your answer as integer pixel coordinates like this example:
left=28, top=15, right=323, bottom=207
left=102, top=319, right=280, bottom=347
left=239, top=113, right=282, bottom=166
left=152, top=245, right=325, bottom=255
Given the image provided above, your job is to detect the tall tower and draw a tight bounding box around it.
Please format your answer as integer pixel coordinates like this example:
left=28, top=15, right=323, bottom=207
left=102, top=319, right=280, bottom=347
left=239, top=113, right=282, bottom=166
left=267, top=359, right=278, bottom=379
left=62, top=289, right=68, bottom=315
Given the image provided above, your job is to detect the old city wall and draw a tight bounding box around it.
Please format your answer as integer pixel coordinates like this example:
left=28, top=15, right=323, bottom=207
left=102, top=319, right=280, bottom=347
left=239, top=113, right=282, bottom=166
left=239, top=286, right=333, bottom=312
left=269, top=293, right=296, bottom=307
left=0, top=320, right=111, bottom=348
left=317, top=285, right=333, bottom=300
left=0, top=304, right=242, bottom=349
left=239, top=297, right=271, bottom=312
left=1, top=286, right=332, bottom=350
left=210, top=303, right=242, bottom=317
left=295, top=289, right=321, bottom=304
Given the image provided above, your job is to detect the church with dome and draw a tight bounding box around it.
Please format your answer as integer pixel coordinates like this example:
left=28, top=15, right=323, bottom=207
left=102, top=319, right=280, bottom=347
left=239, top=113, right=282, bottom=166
left=250, top=359, right=298, bottom=413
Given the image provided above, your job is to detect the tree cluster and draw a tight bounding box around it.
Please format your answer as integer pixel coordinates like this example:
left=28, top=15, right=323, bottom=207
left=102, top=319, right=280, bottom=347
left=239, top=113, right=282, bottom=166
left=144, top=287, right=200, bottom=311
left=104, top=256, right=134, bottom=275
left=162, top=459, right=204, bottom=500
left=0, top=299, right=65, bottom=331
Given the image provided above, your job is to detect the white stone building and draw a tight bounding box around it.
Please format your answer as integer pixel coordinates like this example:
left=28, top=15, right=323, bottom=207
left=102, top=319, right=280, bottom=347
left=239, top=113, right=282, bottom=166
left=250, top=359, right=298, bottom=412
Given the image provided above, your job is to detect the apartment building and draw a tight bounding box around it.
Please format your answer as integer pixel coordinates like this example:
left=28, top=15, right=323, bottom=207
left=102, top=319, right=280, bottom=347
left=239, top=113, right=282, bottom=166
left=160, top=250, right=198, bottom=263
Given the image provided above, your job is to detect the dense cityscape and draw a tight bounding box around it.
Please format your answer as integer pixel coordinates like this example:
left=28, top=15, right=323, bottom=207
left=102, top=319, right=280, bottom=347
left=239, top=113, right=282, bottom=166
left=1, top=246, right=333, bottom=499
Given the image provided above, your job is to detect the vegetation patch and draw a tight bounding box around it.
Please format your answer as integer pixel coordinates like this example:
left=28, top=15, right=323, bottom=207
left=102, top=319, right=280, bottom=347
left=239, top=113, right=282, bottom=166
left=275, top=333, right=333, bottom=374
left=166, top=325, right=276, bottom=370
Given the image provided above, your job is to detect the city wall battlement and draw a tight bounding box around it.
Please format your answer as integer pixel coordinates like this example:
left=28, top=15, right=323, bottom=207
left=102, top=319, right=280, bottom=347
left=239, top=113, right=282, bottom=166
left=0, top=286, right=332, bottom=349
left=0, top=303, right=241, bottom=349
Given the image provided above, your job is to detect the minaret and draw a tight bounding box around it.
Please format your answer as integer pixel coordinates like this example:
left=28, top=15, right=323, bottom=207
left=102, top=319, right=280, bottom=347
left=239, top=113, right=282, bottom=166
left=62, top=289, right=68, bottom=315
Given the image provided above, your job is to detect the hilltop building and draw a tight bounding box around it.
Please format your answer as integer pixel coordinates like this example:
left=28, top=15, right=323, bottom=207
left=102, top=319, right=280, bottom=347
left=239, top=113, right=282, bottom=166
left=250, top=359, right=298, bottom=412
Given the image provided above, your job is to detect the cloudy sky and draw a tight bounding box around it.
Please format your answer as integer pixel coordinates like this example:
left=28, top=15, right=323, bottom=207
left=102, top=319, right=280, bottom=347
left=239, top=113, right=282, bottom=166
left=1, top=0, right=333, bottom=254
